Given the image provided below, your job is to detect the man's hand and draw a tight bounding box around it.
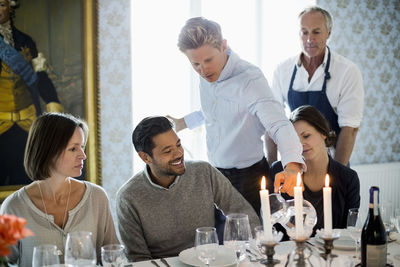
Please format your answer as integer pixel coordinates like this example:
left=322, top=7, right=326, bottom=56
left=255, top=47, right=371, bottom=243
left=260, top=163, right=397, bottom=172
left=274, top=162, right=304, bottom=196
left=166, top=115, right=187, bottom=132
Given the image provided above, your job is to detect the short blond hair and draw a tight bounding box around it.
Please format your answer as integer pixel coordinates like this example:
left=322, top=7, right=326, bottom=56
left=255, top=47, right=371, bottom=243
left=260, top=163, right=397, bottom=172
left=178, top=17, right=223, bottom=52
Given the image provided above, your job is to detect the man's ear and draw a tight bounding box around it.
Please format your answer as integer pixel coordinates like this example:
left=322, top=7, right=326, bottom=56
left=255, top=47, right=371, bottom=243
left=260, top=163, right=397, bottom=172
left=221, top=39, right=227, bottom=52
left=138, top=151, right=152, bottom=165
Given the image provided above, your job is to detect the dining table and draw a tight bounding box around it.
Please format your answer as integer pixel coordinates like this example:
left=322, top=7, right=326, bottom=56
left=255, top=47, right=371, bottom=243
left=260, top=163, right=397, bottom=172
left=132, top=237, right=400, bottom=267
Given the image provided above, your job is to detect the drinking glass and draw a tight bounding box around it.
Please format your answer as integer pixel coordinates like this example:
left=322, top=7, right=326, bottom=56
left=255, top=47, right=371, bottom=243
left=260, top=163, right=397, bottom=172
left=32, top=244, right=60, bottom=267
left=394, top=208, right=400, bottom=261
left=347, top=208, right=363, bottom=260
left=64, top=231, right=97, bottom=266
left=223, top=213, right=252, bottom=262
left=381, top=202, right=394, bottom=233
left=195, top=227, right=219, bottom=266
left=101, top=244, right=127, bottom=267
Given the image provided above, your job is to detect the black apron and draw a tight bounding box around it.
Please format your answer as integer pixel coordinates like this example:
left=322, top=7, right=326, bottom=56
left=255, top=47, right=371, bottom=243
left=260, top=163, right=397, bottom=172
left=287, top=47, right=340, bottom=137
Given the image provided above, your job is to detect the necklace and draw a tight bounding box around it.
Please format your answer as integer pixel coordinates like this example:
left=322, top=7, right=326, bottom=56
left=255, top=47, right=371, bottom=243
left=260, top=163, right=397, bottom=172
left=38, top=179, right=71, bottom=255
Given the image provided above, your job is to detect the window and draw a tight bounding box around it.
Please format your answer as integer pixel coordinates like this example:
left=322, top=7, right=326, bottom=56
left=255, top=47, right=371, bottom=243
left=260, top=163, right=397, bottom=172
left=131, top=0, right=315, bottom=172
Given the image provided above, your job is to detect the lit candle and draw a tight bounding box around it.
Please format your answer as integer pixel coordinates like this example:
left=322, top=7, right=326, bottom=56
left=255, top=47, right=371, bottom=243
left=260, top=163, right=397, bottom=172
left=259, top=176, right=273, bottom=241
left=294, top=172, right=304, bottom=238
left=323, top=174, right=332, bottom=236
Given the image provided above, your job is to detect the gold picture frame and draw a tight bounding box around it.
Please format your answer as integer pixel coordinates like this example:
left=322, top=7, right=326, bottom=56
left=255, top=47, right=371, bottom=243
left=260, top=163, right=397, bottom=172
left=0, top=0, right=101, bottom=202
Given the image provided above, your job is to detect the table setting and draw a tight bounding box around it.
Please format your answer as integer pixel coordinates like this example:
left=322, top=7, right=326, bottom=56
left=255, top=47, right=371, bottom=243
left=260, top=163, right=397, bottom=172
left=132, top=175, right=400, bottom=267
left=25, top=175, right=400, bottom=267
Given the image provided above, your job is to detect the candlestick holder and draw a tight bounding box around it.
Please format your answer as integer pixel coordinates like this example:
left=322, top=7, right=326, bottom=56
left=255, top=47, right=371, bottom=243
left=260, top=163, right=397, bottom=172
left=254, top=226, right=283, bottom=266
left=317, top=229, right=340, bottom=261
left=285, top=236, right=323, bottom=267
left=258, top=241, right=280, bottom=266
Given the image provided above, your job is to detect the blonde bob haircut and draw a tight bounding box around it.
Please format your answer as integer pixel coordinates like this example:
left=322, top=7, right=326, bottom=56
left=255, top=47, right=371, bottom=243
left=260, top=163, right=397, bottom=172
left=24, top=112, right=88, bottom=181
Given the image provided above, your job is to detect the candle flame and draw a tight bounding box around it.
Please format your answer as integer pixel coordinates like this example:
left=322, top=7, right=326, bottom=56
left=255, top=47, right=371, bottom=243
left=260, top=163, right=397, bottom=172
left=325, top=174, right=330, bottom=187
left=261, top=176, right=266, bottom=190
left=296, top=172, right=301, bottom=186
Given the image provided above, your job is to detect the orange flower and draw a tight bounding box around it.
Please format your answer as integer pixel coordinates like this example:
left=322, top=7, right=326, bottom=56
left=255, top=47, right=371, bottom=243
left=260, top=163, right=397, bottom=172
left=0, top=214, right=34, bottom=257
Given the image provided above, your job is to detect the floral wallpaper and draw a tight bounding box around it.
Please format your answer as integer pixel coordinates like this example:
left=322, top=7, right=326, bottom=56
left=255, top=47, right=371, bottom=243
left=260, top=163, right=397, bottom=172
left=98, top=0, right=133, bottom=212
left=317, top=0, right=400, bottom=164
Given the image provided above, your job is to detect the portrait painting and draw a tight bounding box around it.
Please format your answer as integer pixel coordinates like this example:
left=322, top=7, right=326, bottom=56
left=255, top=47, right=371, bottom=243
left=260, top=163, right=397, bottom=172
left=0, top=0, right=100, bottom=201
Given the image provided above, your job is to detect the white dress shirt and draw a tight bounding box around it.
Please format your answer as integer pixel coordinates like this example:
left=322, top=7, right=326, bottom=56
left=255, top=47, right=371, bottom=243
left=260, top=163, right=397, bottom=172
left=184, top=50, right=303, bottom=169
left=272, top=48, right=364, bottom=128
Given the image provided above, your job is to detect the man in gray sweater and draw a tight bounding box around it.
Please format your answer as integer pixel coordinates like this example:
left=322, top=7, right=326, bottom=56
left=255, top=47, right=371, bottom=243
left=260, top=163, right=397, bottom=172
left=116, top=116, right=260, bottom=262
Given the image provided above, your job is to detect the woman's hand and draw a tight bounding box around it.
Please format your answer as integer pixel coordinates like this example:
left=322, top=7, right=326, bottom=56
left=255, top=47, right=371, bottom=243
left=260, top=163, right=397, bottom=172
left=274, top=162, right=304, bottom=196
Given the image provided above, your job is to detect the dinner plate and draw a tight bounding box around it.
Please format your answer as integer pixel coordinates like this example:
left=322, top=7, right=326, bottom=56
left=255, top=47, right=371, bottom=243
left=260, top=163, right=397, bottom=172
left=315, top=229, right=356, bottom=250
left=178, top=245, right=236, bottom=267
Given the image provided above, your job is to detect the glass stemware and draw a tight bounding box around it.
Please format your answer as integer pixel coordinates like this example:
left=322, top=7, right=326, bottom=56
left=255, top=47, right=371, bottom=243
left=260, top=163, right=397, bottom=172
left=64, top=231, right=97, bottom=266
left=195, top=227, right=219, bottom=266
left=347, top=208, right=363, bottom=261
left=32, top=244, right=60, bottom=267
left=101, top=244, right=127, bottom=267
left=381, top=202, right=394, bottom=234
left=393, top=208, right=400, bottom=261
left=223, top=213, right=252, bottom=263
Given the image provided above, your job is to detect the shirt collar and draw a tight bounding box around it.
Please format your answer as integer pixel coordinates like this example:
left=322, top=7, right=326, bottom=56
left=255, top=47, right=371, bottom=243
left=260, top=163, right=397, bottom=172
left=215, top=49, right=236, bottom=83
left=144, top=165, right=181, bottom=190
left=297, top=47, right=329, bottom=68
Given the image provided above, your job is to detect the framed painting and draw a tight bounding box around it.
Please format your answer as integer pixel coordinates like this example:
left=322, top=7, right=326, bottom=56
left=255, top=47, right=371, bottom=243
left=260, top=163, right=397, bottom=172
left=0, top=0, right=101, bottom=202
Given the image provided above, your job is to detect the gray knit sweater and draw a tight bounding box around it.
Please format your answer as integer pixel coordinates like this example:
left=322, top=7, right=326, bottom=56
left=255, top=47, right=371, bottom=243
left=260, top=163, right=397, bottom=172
left=116, top=160, right=260, bottom=262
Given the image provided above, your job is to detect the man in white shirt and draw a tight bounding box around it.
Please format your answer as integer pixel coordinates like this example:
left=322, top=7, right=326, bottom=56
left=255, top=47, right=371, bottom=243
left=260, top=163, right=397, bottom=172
left=168, top=17, right=305, bottom=214
left=269, top=6, right=364, bottom=166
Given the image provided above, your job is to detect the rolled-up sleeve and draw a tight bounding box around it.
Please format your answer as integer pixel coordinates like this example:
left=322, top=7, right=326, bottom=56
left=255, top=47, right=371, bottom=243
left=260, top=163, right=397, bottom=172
left=184, top=110, right=205, bottom=130
left=337, top=64, right=364, bottom=128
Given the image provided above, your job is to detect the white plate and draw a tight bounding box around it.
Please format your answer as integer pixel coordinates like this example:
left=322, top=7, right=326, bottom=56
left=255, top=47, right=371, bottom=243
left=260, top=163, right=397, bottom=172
left=178, top=245, right=236, bottom=267
left=315, top=229, right=356, bottom=250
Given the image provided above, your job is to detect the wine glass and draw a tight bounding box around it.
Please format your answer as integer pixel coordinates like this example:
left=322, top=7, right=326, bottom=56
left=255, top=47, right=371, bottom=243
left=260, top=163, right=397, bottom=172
left=223, top=213, right=252, bottom=262
left=195, top=227, right=219, bottom=266
left=393, top=208, right=400, bottom=261
left=64, top=231, right=97, bottom=266
left=381, top=202, right=394, bottom=234
left=101, top=244, right=127, bottom=267
left=32, top=244, right=60, bottom=267
left=347, top=208, right=363, bottom=260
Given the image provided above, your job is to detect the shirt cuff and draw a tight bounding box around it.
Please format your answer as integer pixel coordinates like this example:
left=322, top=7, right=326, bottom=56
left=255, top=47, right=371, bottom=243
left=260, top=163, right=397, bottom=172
left=280, top=154, right=307, bottom=173
left=184, top=111, right=205, bottom=130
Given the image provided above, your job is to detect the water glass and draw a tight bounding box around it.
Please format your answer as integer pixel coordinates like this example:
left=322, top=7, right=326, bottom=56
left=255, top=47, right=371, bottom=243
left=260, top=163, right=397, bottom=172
left=381, top=202, right=394, bottom=233
left=195, top=227, right=219, bottom=266
left=32, top=244, right=60, bottom=267
left=64, top=231, right=97, bottom=266
left=347, top=208, right=363, bottom=260
left=223, top=213, right=252, bottom=262
left=101, top=244, right=127, bottom=267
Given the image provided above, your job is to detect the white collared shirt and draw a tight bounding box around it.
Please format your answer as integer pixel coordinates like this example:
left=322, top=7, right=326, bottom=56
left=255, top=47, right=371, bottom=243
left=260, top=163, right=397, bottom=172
left=144, top=165, right=181, bottom=190
left=184, top=50, right=304, bottom=169
left=271, top=48, right=364, bottom=128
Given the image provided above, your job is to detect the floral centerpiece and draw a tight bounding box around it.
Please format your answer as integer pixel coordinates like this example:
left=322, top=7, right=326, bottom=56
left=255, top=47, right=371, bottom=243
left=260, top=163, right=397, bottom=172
left=0, top=214, right=34, bottom=266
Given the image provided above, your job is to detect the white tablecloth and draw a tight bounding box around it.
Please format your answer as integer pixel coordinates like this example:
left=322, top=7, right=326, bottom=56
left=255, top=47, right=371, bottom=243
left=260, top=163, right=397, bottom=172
left=133, top=239, right=400, bottom=267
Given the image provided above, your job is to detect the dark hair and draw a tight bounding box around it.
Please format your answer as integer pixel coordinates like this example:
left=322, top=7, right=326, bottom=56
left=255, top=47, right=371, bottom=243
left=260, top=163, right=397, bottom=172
left=24, top=112, right=88, bottom=181
left=289, top=105, right=336, bottom=147
left=132, top=116, right=173, bottom=157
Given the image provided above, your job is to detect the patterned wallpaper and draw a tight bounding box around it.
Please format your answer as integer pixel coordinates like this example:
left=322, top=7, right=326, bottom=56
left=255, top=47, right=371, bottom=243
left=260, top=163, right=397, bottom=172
left=97, top=0, right=400, bottom=207
left=98, top=0, right=133, bottom=212
left=317, top=0, right=400, bottom=164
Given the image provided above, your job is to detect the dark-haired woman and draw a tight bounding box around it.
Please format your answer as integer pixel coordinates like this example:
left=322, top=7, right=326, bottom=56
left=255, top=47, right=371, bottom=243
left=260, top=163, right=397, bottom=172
left=272, top=105, right=360, bottom=232
left=0, top=113, right=119, bottom=267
